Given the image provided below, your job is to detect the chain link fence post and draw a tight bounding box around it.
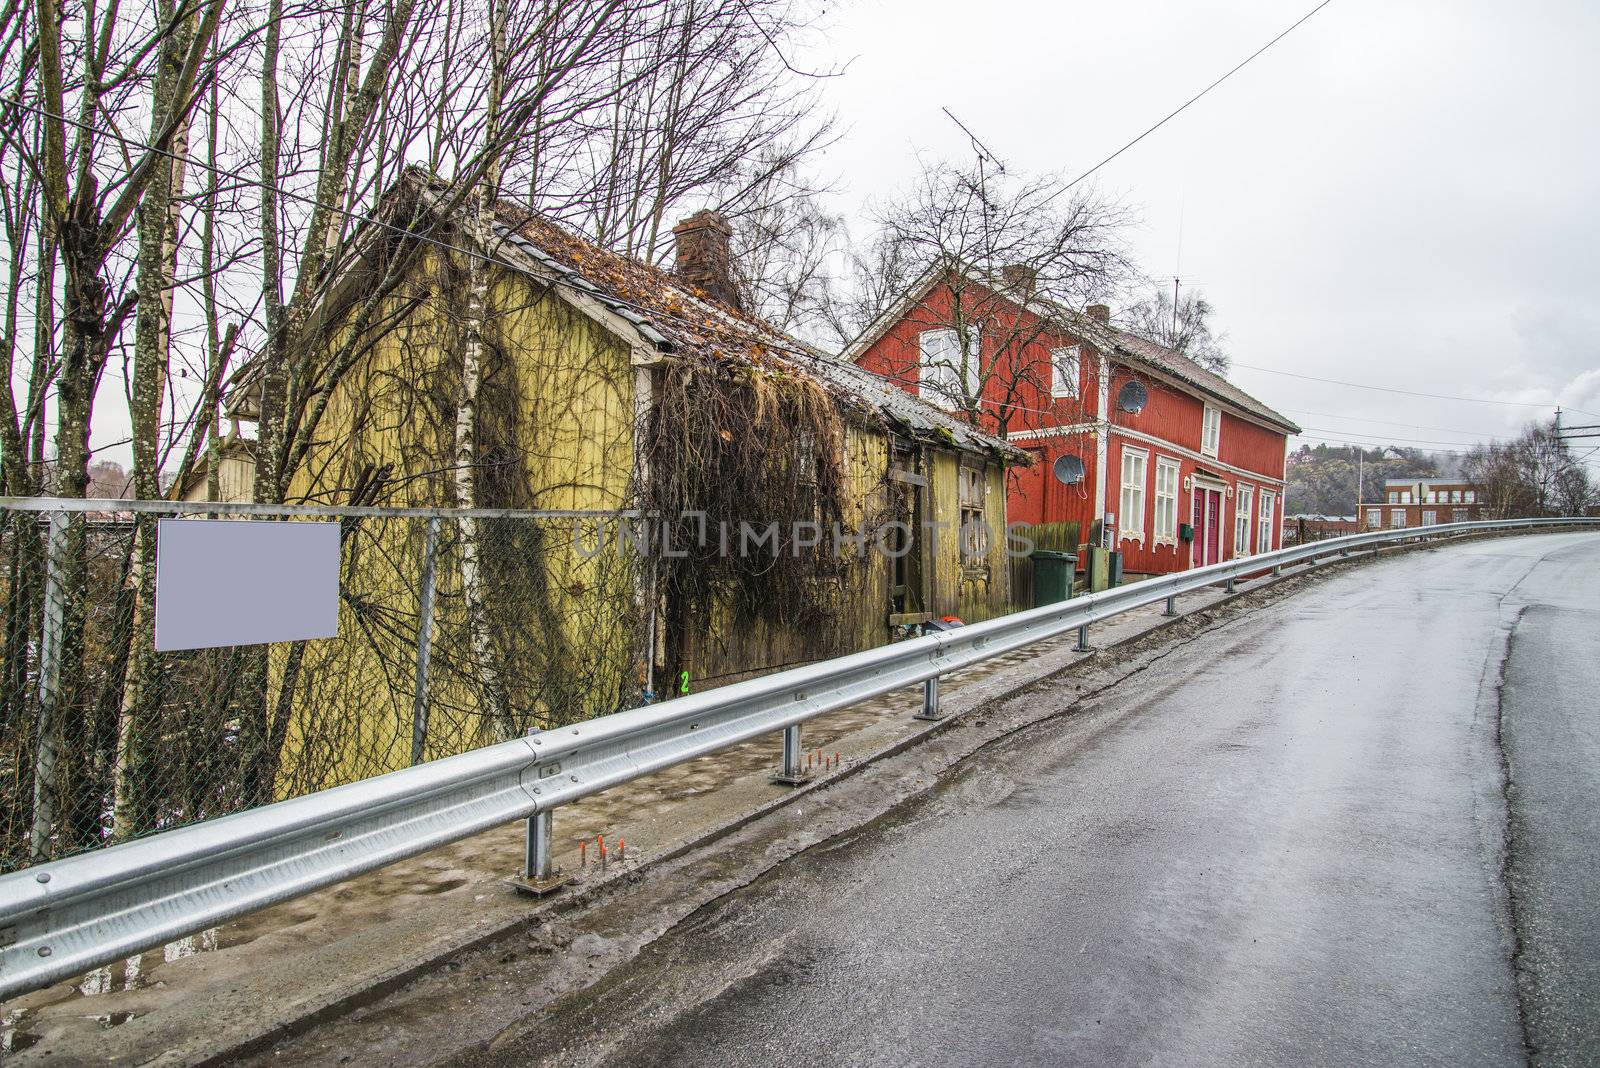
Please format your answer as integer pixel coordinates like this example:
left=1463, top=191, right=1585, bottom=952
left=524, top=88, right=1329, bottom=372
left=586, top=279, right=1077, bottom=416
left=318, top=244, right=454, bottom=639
left=410, top=517, right=440, bottom=766
left=29, top=511, right=69, bottom=863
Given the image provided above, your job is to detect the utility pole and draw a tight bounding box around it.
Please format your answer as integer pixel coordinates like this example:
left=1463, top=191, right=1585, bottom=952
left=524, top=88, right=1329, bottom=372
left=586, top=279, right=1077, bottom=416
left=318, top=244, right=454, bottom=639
left=1355, top=446, right=1363, bottom=511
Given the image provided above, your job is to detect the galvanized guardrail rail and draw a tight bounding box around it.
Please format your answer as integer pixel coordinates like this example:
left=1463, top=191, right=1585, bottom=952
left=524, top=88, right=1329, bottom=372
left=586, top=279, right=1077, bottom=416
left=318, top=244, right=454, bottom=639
left=0, top=516, right=1594, bottom=998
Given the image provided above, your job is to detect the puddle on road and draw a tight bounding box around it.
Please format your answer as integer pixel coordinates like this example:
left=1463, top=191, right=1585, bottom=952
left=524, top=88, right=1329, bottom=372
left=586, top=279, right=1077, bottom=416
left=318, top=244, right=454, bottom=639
left=3, top=1008, right=41, bottom=1052
left=73, top=928, right=223, bottom=998
left=3, top=928, right=225, bottom=1053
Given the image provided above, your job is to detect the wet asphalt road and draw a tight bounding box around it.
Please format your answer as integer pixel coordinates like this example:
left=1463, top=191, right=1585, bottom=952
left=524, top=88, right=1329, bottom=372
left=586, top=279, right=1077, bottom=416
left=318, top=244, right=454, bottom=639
left=463, top=533, right=1600, bottom=1068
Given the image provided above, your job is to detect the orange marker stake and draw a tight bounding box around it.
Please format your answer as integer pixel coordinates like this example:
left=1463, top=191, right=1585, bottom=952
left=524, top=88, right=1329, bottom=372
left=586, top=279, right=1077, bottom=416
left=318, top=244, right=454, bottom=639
left=618, top=838, right=625, bottom=861
left=580, top=840, right=588, bottom=868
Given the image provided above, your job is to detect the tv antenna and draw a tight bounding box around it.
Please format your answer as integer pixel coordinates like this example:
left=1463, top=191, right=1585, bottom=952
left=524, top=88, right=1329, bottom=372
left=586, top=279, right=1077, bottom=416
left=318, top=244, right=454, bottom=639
left=943, top=107, right=1007, bottom=267
left=942, top=107, right=1007, bottom=173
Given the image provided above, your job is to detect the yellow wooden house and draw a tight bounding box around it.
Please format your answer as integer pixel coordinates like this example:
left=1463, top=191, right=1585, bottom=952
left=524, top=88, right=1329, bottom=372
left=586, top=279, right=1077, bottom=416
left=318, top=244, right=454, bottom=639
left=229, top=169, right=1026, bottom=789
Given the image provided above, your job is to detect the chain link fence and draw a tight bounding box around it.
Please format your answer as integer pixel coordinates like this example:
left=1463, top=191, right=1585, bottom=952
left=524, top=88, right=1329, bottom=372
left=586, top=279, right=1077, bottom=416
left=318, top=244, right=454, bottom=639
left=0, top=498, right=641, bottom=874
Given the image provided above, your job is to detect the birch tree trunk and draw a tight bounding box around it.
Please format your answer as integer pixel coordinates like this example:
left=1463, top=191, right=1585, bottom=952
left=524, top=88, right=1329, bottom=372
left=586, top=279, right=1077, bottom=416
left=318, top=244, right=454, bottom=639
left=454, top=0, right=508, bottom=732
left=112, top=0, right=198, bottom=838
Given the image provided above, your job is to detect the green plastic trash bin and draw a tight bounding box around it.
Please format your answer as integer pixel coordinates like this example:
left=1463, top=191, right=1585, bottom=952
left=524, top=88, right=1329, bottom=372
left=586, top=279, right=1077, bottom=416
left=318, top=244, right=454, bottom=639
left=1032, top=550, right=1077, bottom=606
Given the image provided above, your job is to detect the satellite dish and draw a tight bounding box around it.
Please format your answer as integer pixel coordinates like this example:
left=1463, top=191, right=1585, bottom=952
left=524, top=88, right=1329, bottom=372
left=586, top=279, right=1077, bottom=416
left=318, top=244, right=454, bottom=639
left=1117, top=380, right=1149, bottom=414
left=1052, top=454, right=1085, bottom=485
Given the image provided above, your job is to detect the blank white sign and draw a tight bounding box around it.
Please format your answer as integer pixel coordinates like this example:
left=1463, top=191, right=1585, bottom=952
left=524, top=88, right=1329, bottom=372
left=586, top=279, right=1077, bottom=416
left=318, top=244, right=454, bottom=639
left=154, top=519, right=340, bottom=652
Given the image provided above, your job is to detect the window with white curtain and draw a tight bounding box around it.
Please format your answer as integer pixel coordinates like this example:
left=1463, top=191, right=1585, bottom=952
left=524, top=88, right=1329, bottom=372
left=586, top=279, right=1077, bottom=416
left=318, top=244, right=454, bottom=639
left=1153, top=457, right=1180, bottom=544
left=1201, top=406, right=1221, bottom=457
left=918, top=327, right=980, bottom=408
left=1050, top=345, right=1080, bottom=398
left=1119, top=447, right=1148, bottom=540
left=1234, top=484, right=1253, bottom=557
left=1257, top=489, right=1276, bottom=552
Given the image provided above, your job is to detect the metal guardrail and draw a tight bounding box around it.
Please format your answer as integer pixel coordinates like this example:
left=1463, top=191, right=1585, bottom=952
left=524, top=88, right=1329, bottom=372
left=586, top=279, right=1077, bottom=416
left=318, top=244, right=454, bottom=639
left=0, top=516, right=1595, bottom=998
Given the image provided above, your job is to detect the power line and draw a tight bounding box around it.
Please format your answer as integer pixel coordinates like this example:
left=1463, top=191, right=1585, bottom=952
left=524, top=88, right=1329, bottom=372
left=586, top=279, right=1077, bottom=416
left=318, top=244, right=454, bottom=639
left=1279, top=406, right=1501, bottom=439
left=1233, top=361, right=1600, bottom=420
left=1295, top=425, right=1485, bottom=449
left=1292, top=431, right=1478, bottom=457
left=1063, top=0, right=1336, bottom=190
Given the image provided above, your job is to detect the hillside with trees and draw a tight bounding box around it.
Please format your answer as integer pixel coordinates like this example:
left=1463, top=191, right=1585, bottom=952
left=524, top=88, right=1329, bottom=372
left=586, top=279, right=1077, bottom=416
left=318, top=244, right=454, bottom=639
left=1284, top=444, right=1452, bottom=516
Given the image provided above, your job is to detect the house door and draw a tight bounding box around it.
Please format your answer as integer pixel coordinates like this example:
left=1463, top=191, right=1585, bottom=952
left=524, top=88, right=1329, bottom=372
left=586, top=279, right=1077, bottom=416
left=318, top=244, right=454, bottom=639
left=1191, top=486, right=1223, bottom=567
left=888, top=444, right=929, bottom=622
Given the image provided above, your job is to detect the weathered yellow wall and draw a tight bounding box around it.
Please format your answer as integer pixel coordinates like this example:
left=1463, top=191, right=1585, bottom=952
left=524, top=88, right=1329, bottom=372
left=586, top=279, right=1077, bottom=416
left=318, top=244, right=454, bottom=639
left=682, top=424, right=894, bottom=688
left=275, top=252, right=641, bottom=792
left=683, top=430, right=1013, bottom=688
left=923, top=450, right=1012, bottom=625
left=178, top=452, right=255, bottom=503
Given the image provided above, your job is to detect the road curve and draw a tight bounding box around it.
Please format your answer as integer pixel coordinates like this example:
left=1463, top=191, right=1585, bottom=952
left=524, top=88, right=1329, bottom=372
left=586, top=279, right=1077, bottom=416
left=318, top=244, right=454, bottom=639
left=456, top=532, right=1600, bottom=1068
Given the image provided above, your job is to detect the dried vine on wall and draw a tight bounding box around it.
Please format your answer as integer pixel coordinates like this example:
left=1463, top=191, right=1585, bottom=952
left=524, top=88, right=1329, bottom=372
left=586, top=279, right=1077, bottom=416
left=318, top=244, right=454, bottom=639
left=643, top=353, right=853, bottom=678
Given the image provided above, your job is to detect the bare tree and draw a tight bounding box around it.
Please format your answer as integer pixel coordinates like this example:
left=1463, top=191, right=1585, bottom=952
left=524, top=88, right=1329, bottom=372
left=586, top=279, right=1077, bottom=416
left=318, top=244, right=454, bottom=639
left=727, top=155, right=843, bottom=340
left=841, top=160, right=1134, bottom=437
left=1463, top=420, right=1594, bottom=518
left=1121, top=285, right=1230, bottom=376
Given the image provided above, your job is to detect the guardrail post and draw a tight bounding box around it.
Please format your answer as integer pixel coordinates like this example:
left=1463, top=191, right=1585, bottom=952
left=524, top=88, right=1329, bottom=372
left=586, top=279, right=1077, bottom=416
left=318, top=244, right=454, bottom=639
left=410, top=517, right=440, bottom=766
left=1163, top=595, right=1177, bottom=617
left=510, top=809, right=565, bottom=897
left=1075, top=624, right=1090, bottom=651
left=773, top=724, right=809, bottom=785
left=915, top=675, right=942, bottom=721
left=1272, top=564, right=1282, bottom=576
left=1225, top=577, right=1236, bottom=594
left=526, top=810, right=552, bottom=880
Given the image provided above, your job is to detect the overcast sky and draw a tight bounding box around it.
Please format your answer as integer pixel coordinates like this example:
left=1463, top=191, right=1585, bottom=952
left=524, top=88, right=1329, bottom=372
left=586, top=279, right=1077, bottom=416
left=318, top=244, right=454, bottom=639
left=799, top=0, right=1600, bottom=468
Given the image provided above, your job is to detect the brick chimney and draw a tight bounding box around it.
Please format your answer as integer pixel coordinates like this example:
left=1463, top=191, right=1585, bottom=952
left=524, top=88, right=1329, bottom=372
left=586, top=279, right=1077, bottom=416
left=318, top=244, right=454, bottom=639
left=672, top=210, right=741, bottom=311
left=1000, top=263, right=1037, bottom=296
left=1086, top=303, right=1111, bottom=323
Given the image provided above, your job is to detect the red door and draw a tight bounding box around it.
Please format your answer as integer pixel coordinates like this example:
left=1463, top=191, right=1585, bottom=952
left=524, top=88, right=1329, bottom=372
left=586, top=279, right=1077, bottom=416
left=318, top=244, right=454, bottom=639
left=1191, top=487, right=1222, bottom=567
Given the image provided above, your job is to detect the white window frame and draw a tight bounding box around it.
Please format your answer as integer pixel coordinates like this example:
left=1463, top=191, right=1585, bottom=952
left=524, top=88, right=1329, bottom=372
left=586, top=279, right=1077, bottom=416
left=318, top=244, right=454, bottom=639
left=1421, top=509, right=1437, bottom=526
left=1390, top=508, right=1406, bottom=529
left=1452, top=508, right=1468, bottom=523
left=1050, top=345, right=1080, bottom=398
left=1153, top=456, right=1180, bottom=545
left=1257, top=489, right=1275, bottom=552
left=1234, top=483, right=1253, bottom=558
left=1201, top=405, right=1221, bottom=457
left=918, top=326, right=980, bottom=409
left=1366, top=507, right=1382, bottom=530
left=1119, top=446, right=1149, bottom=542
left=1465, top=490, right=1476, bottom=503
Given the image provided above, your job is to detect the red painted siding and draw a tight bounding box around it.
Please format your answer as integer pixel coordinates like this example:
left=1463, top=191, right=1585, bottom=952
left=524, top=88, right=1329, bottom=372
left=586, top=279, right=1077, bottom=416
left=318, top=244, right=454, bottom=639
left=854, top=276, right=1292, bottom=576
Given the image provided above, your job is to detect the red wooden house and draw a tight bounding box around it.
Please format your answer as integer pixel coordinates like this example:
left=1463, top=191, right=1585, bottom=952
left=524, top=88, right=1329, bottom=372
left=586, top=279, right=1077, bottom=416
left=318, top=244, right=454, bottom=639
left=845, top=268, right=1300, bottom=576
